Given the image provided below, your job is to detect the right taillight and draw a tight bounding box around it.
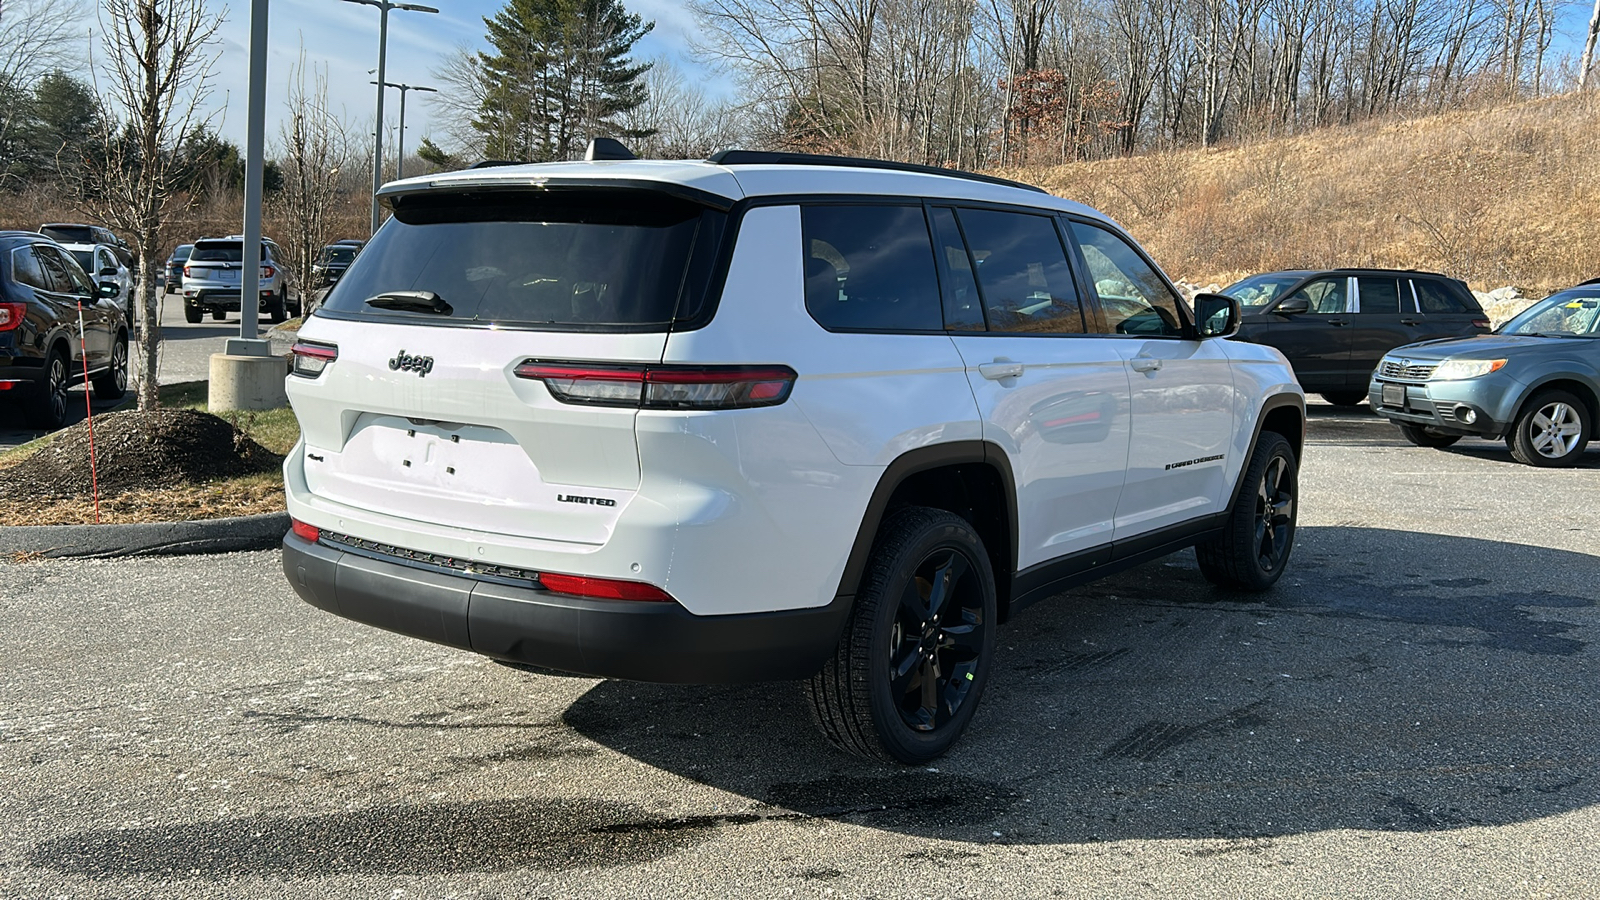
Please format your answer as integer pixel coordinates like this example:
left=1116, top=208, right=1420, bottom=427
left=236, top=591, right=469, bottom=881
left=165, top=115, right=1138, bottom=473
left=182, top=265, right=191, bottom=278
left=290, top=341, right=338, bottom=378
left=0, top=302, right=26, bottom=332
left=514, top=361, right=797, bottom=410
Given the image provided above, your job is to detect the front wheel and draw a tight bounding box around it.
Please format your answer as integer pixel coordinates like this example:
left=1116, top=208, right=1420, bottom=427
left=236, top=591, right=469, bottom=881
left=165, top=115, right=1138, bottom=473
left=1320, top=391, right=1368, bottom=407
left=92, top=336, right=128, bottom=400
left=1196, top=432, right=1298, bottom=592
left=804, top=507, right=998, bottom=764
left=1508, top=389, right=1591, bottom=467
left=1397, top=423, right=1461, bottom=448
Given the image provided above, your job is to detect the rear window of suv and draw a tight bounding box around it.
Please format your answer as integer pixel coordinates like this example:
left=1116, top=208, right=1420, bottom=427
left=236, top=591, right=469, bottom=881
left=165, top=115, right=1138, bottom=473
left=319, top=190, right=725, bottom=331
left=191, top=243, right=245, bottom=263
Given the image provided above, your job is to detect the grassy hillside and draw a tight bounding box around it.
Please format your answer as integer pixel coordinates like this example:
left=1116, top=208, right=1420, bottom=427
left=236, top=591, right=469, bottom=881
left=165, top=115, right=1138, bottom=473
left=1003, top=92, right=1600, bottom=297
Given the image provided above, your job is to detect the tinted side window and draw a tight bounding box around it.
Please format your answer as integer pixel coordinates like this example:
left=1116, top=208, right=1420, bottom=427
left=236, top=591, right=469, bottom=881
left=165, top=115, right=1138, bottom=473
left=10, top=247, right=47, bottom=290
left=1413, top=279, right=1468, bottom=313
left=1285, top=278, right=1348, bottom=314
left=958, top=208, right=1084, bottom=334
left=34, top=246, right=76, bottom=294
left=928, top=207, right=984, bottom=331
left=1357, top=276, right=1401, bottom=313
left=802, top=205, right=941, bottom=332
left=52, top=247, right=96, bottom=295
left=1069, top=221, right=1183, bottom=336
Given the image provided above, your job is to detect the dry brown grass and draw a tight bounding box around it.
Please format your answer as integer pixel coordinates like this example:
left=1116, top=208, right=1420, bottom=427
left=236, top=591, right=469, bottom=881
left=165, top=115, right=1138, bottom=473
left=1002, top=92, right=1600, bottom=296
left=0, top=472, right=284, bottom=526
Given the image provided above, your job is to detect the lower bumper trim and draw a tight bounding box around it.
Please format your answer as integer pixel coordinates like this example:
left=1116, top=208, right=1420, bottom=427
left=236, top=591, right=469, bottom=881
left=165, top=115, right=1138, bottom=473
left=282, top=533, right=852, bottom=684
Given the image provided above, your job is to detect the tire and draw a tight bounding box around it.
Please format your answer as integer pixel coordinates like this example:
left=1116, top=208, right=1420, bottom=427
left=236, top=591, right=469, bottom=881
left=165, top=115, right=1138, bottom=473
left=804, top=507, right=998, bottom=764
left=184, top=304, right=203, bottom=324
left=1196, top=432, right=1298, bottom=592
left=267, top=294, right=286, bottom=324
left=23, top=348, right=70, bottom=430
left=1397, top=423, right=1461, bottom=448
left=92, top=335, right=128, bottom=400
left=1320, top=391, right=1368, bottom=407
left=1508, top=389, right=1591, bottom=467
left=211, top=309, right=226, bottom=321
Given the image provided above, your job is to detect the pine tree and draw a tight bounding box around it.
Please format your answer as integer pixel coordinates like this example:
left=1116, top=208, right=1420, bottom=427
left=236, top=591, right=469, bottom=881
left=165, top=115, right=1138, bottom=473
left=474, top=0, right=654, bottom=162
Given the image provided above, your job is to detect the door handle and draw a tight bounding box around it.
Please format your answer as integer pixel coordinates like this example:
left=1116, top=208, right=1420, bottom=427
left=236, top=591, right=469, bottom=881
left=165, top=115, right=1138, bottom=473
left=1327, top=318, right=1349, bottom=326
left=978, top=361, right=1024, bottom=380
left=1130, top=356, right=1162, bottom=373
left=1400, top=318, right=1421, bottom=326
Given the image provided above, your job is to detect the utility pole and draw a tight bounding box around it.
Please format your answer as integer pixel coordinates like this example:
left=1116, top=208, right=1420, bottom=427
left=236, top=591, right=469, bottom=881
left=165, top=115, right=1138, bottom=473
left=371, top=81, right=437, bottom=180
left=340, top=0, right=438, bottom=235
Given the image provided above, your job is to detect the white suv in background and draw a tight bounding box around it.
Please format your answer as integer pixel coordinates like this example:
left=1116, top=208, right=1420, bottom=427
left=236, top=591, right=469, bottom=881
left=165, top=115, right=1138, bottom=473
left=281, top=147, right=1306, bottom=763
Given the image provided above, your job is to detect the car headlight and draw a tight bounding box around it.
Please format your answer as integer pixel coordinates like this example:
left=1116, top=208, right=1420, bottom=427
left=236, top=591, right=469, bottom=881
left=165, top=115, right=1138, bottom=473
left=1430, top=358, right=1507, bottom=380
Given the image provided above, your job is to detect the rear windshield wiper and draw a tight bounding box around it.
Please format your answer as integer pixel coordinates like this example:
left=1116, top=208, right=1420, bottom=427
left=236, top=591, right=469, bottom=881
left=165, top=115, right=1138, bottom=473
left=365, top=291, right=452, bottom=315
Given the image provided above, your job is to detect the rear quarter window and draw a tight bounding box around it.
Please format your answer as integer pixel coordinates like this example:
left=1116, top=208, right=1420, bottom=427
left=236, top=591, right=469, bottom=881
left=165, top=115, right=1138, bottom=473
left=802, top=205, right=942, bottom=332
left=319, top=190, right=724, bottom=331
left=1413, top=279, right=1471, bottom=313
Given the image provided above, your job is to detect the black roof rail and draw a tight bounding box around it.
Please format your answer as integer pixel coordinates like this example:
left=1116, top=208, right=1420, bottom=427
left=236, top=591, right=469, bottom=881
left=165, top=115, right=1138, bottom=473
left=706, top=149, right=1047, bottom=195
left=470, top=159, right=527, bottom=169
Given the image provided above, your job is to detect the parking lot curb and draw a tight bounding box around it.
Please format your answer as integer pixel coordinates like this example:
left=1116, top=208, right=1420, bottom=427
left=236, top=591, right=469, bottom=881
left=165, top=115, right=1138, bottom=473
left=0, top=511, right=289, bottom=559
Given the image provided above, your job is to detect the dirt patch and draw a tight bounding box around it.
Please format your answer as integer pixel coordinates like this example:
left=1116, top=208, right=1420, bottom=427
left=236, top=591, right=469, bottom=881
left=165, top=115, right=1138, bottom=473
left=0, top=408, right=283, bottom=504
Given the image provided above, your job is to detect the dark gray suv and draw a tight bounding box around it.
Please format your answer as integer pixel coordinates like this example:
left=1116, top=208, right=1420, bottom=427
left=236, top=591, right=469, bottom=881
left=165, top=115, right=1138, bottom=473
left=1225, top=269, right=1491, bottom=406
left=1370, top=282, right=1600, bottom=466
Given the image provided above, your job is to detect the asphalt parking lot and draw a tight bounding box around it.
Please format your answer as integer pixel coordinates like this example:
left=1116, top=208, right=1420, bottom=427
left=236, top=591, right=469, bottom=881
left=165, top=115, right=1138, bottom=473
left=2, top=403, right=1597, bottom=899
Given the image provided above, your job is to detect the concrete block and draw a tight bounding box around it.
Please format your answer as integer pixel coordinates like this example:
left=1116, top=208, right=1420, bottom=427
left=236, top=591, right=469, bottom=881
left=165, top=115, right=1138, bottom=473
left=209, top=353, right=289, bottom=411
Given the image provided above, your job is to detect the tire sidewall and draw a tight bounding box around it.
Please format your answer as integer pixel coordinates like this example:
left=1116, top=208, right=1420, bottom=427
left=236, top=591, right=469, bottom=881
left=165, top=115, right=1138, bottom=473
left=1513, top=390, right=1590, bottom=467
left=862, top=514, right=998, bottom=763
left=1236, top=434, right=1298, bottom=588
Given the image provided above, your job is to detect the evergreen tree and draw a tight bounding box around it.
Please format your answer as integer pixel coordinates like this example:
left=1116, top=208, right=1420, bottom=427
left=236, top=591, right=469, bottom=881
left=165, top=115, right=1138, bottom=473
left=474, top=0, right=654, bottom=162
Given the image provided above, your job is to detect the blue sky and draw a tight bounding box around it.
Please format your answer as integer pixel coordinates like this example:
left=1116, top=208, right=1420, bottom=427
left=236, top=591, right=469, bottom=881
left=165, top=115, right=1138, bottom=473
left=206, top=0, right=716, bottom=150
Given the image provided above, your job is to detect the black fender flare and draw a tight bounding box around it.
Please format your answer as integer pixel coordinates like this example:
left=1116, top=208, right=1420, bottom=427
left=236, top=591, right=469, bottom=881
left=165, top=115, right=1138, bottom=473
left=1224, top=392, right=1305, bottom=519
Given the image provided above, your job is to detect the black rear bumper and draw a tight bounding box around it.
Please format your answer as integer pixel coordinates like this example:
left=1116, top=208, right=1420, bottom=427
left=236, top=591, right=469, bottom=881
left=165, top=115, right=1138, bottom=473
left=282, top=533, right=851, bottom=683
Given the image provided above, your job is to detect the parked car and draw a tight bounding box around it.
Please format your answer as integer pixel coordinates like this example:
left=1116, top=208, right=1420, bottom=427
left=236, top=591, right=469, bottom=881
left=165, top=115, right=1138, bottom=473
left=164, top=244, right=193, bottom=294
left=62, top=242, right=134, bottom=323
left=1370, top=281, right=1600, bottom=466
left=310, top=240, right=363, bottom=287
left=181, top=236, right=296, bottom=323
left=281, top=145, right=1307, bottom=763
left=39, top=223, right=132, bottom=268
left=1223, top=268, right=1491, bottom=406
left=0, top=231, right=128, bottom=428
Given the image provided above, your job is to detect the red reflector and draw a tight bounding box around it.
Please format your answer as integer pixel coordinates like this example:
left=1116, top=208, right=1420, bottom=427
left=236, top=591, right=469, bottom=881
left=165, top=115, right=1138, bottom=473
left=290, top=518, right=320, bottom=543
left=538, top=572, right=674, bottom=602
left=0, top=382, right=13, bottom=391
left=291, top=342, right=338, bottom=361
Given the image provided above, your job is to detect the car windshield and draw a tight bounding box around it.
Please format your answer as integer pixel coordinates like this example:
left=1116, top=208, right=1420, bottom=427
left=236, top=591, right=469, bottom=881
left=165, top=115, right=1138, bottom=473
left=320, top=189, right=724, bottom=330
left=41, top=225, right=95, bottom=244
left=318, top=246, right=357, bottom=265
left=1223, top=273, right=1306, bottom=311
left=1500, top=290, right=1600, bottom=337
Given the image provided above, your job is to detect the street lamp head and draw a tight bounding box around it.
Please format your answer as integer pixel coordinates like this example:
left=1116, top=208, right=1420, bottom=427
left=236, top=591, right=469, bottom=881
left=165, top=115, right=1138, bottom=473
left=395, top=3, right=439, bottom=12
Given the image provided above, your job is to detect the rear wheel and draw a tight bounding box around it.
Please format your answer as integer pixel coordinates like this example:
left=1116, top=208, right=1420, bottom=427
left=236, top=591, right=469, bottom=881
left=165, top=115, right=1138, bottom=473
left=184, top=304, right=203, bottom=324
left=1397, top=423, right=1461, bottom=448
left=804, top=507, right=997, bottom=764
left=1320, top=391, right=1368, bottom=407
left=267, top=294, right=286, bottom=323
left=1508, top=389, right=1590, bottom=467
left=23, top=349, right=70, bottom=430
left=92, top=335, right=128, bottom=400
left=1196, top=432, right=1298, bottom=592
left=211, top=308, right=226, bottom=321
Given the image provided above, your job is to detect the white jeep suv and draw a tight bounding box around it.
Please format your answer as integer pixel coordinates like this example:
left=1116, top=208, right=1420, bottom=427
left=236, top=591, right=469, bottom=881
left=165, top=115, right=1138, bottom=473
left=282, top=148, right=1305, bottom=763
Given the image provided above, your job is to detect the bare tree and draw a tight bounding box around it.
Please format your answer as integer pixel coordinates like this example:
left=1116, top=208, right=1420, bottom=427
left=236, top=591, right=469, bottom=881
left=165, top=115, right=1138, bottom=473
left=273, top=50, right=351, bottom=315
left=620, top=57, right=746, bottom=158
left=1580, top=0, right=1599, bottom=88
left=428, top=43, right=492, bottom=160
left=80, top=0, right=223, bottom=411
left=0, top=0, right=89, bottom=171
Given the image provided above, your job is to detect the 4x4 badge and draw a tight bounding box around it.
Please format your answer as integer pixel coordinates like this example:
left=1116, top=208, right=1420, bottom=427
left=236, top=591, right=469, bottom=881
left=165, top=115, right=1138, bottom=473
left=389, top=351, right=434, bottom=377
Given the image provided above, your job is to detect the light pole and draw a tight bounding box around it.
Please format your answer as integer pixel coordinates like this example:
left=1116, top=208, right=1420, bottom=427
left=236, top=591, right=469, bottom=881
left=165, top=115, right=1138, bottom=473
left=370, top=81, right=437, bottom=180
left=339, top=0, right=438, bottom=236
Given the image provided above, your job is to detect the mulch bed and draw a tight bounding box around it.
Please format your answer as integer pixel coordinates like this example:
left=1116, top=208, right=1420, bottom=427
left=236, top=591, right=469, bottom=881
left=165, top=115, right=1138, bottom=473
left=0, top=408, right=283, bottom=503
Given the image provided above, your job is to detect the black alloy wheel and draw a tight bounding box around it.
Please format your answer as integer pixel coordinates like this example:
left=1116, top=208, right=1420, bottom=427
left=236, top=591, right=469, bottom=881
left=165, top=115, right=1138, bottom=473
left=24, top=350, right=70, bottom=430
left=805, top=507, right=998, bottom=764
left=1196, top=432, right=1298, bottom=591
left=92, top=336, right=128, bottom=400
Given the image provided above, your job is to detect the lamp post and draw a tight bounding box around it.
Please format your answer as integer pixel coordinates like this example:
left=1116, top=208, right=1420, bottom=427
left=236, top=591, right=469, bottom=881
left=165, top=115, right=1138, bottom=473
left=339, top=0, right=438, bottom=235
left=370, top=81, right=437, bottom=180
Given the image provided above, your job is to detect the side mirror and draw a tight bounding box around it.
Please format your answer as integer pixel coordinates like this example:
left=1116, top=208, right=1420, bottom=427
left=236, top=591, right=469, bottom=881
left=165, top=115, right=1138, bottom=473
left=99, top=265, right=118, bottom=276
left=1193, top=292, right=1240, bottom=339
left=1275, top=297, right=1310, bottom=315
left=97, top=282, right=121, bottom=300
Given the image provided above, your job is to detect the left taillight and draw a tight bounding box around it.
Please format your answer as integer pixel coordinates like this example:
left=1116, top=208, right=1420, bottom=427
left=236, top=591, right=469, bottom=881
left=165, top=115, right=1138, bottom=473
left=513, top=361, right=797, bottom=410
left=290, top=341, right=338, bottom=378
left=261, top=265, right=275, bottom=279
left=290, top=518, right=320, bottom=543
left=0, top=302, right=26, bottom=332
left=1471, top=317, right=1491, bottom=330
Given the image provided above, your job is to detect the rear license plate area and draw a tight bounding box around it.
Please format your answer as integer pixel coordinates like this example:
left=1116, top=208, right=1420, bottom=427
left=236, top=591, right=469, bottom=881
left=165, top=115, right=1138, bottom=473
left=1381, top=383, right=1405, bottom=409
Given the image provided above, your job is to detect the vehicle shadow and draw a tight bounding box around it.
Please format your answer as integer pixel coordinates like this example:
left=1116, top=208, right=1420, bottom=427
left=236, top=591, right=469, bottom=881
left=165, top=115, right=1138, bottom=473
left=552, top=525, right=1599, bottom=844
left=1438, top=442, right=1600, bottom=469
